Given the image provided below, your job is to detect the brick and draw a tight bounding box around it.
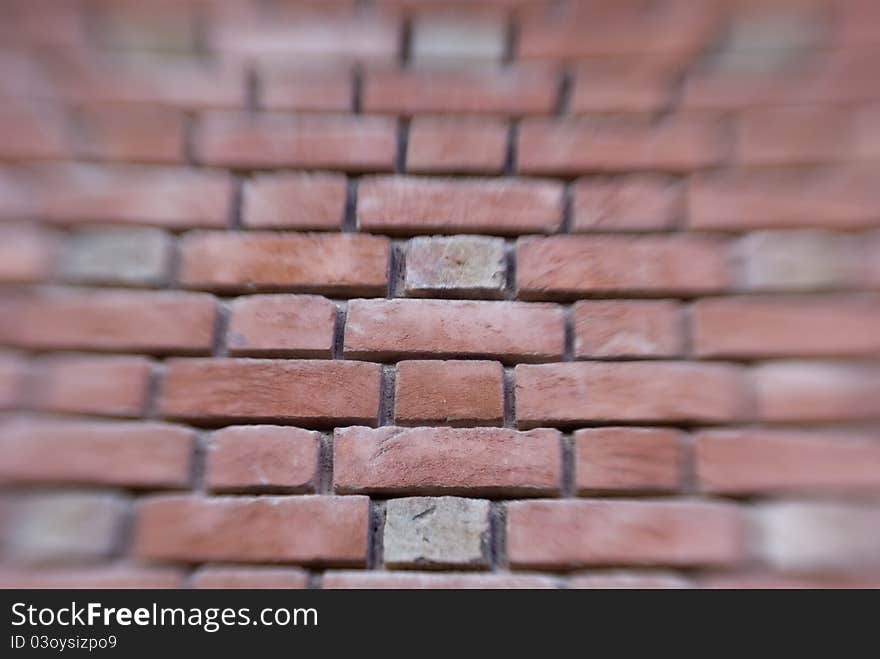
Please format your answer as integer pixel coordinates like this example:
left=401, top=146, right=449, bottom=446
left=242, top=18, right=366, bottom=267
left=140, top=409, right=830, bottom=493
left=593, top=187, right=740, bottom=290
left=575, top=428, right=683, bottom=494
left=323, top=571, right=559, bottom=589
left=242, top=172, right=347, bottom=230
left=159, top=358, right=381, bottom=425
left=569, top=62, right=677, bottom=115
left=572, top=175, right=683, bottom=232
left=395, top=360, right=503, bottom=426
left=517, top=236, right=731, bottom=299
left=334, top=426, right=561, bottom=496
left=508, top=500, right=745, bottom=568
left=226, top=295, right=337, bottom=358
left=516, top=362, right=749, bottom=427
left=404, top=235, right=506, bottom=299
left=6, top=289, right=216, bottom=354
left=0, top=567, right=184, bottom=589
left=0, top=419, right=193, bottom=489
left=518, top=117, right=727, bottom=175
left=260, top=66, right=352, bottom=112
left=74, top=105, right=184, bottom=163
left=205, top=425, right=320, bottom=493
left=407, top=117, right=508, bottom=174
left=196, top=112, right=396, bottom=170
left=178, top=232, right=388, bottom=295
left=358, top=176, right=563, bottom=235
left=573, top=300, right=684, bottom=359
left=696, top=429, right=880, bottom=495
left=754, top=501, right=880, bottom=571
left=91, top=0, right=198, bottom=51
left=701, top=572, right=880, bottom=590
left=0, top=102, right=71, bottom=160
left=568, top=571, right=692, bottom=589
left=383, top=497, right=490, bottom=568
left=344, top=299, right=564, bottom=363
left=0, top=353, right=26, bottom=409
left=411, top=15, right=505, bottom=63
left=33, top=354, right=151, bottom=417
left=60, top=228, right=171, bottom=287
left=0, top=224, right=52, bottom=284
left=363, top=67, right=557, bottom=115
left=692, top=295, right=880, bottom=358
left=192, top=566, right=309, bottom=589
left=689, top=167, right=880, bottom=230
left=134, top=495, right=369, bottom=565
left=753, top=361, right=880, bottom=422
left=2, top=492, right=127, bottom=563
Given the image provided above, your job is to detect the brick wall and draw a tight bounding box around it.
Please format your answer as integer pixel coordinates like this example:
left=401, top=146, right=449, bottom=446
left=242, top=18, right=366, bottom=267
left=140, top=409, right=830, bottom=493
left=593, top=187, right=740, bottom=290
left=1, top=0, right=879, bottom=589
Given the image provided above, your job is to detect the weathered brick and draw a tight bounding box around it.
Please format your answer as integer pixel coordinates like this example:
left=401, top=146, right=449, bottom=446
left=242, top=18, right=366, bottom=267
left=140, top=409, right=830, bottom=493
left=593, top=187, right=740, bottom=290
left=0, top=224, right=53, bottom=284
left=692, top=295, right=880, bottom=358
left=344, top=299, right=564, bottom=363
left=159, top=358, right=381, bottom=425
left=407, top=117, right=508, bottom=174
left=411, top=15, right=505, bottom=63
left=323, top=571, right=559, bottom=589
left=0, top=567, right=183, bottom=589
left=358, top=176, right=563, bottom=235
left=568, top=571, right=692, bottom=589
left=516, top=362, right=749, bottom=427
left=508, top=499, right=745, bottom=568
left=192, top=566, right=309, bottom=589
left=242, top=172, right=347, bottom=230
left=74, top=105, right=184, bottom=163
left=395, top=360, right=503, bottom=426
left=383, top=497, right=491, bottom=568
left=205, top=425, right=320, bottom=493
left=404, top=235, right=506, bottom=299
left=572, top=175, right=683, bottom=232
left=0, top=419, right=193, bottom=489
left=517, top=236, right=731, bottom=299
left=178, top=232, right=388, bottom=295
left=196, top=112, right=396, bottom=170
left=333, top=426, right=561, bottom=496
left=60, top=228, right=172, bottom=287
left=259, top=66, right=352, bottom=112
left=134, top=495, right=370, bottom=565
left=226, top=295, right=337, bottom=358
left=696, top=429, right=880, bottom=495
left=573, top=300, right=685, bottom=358
left=575, top=428, right=683, bottom=494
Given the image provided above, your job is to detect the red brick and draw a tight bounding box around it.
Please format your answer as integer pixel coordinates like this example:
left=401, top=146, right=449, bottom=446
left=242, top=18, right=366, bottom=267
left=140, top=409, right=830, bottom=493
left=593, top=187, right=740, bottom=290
left=195, top=112, right=396, bottom=170
left=689, top=167, right=880, bottom=230
left=575, top=428, right=684, bottom=494
left=192, top=566, right=309, bottom=589
left=259, top=66, right=352, bottom=112
left=226, top=295, right=337, bottom=358
left=568, top=571, right=692, bottom=589
left=0, top=567, right=184, bottom=589
left=205, top=425, right=320, bottom=493
left=358, top=176, right=563, bottom=235
left=6, top=289, right=216, bottom=354
left=0, top=353, right=26, bottom=409
left=701, top=572, right=880, bottom=590
left=159, top=358, right=381, bottom=425
left=518, top=116, right=727, bottom=175
left=569, top=61, right=678, bottom=114
left=74, top=105, right=184, bottom=163
left=33, top=354, right=152, bottom=417
left=573, top=300, right=684, bottom=359
left=344, top=299, right=564, bottom=362
left=178, top=232, right=388, bottom=295
left=0, top=419, right=194, bottom=489
left=395, top=360, right=504, bottom=426
left=507, top=500, right=745, bottom=568
left=0, top=224, right=52, bottom=284
left=692, top=295, right=880, bottom=358
left=695, top=429, right=880, bottom=495
left=572, top=175, right=683, bottom=232
left=406, top=117, right=508, bottom=174
left=0, top=101, right=71, bottom=160
left=334, top=426, right=560, bottom=496
left=133, top=495, right=370, bottom=565
left=243, top=172, right=347, bottom=230
left=517, top=236, right=731, bottom=299
left=363, top=67, right=557, bottom=115
left=515, top=362, right=749, bottom=427
left=753, top=361, right=880, bottom=422
left=322, top=571, right=559, bottom=589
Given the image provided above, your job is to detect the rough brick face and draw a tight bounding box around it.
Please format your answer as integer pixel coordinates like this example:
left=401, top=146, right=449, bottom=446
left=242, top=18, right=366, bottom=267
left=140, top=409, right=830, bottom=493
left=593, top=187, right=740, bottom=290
left=0, top=224, right=52, bottom=284
left=572, top=175, right=683, bottom=232
left=404, top=235, right=506, bottom=299
left=242, top=173, right=347, bottom=230
left=573, top=300, right=685, bottom=358
left=192, top=566, right=309, bottom=590
left=407, top=118, right=508, bottom=174
left=575, top=428, right=683, bottom=494
left=60, top=227, right=171, bottom=287
left=74, top=105, right=184, bottom=163
left=226, top=295, right=337, bottom=358
left=323, top=571, right=559, bottom=590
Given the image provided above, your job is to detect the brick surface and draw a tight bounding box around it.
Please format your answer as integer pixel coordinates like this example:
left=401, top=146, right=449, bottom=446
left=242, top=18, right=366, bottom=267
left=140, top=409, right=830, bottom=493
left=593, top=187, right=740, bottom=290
left=323, top=571, right=559, bottom=589
left=259, top=67, right=352, bottom=112
left=205, top=425, right=320, bottom=493
left=0, top=567, right=183, bottom=589
left=334, top=426, right=561, bottom=496
left=404, top=235, right=506, bottom=299
left=507, top=500, right=745, bottom=568
left=74, top=105, right=184, bottom=163
left=569, top=62, right=678, bottom=115
left=191, top=566, right=309, bottom=589
left=572, top=175, right=683, bottom=232
left=242, top=172, right=347, bottom=230
left=344, top=299, right=565, bottom=362
left=159, top=359, right=381, bottom=425
left=411, top=15, right=505, bottom=63
left=407, top=118, right=508, bottom=174
left=568, top=571, right=692, bottom=589
left=0, top=224, right=53, bottom=284
left=575, top=428, right=683, bottom=494
left=515, top=362, right=749, bottom=427
left=0, top=354, right=26, bottom=410
left=573, top=300, right=684, bottom=359
left=358, top=176, right=563, bottom=235
left=134, top=495, right=370, bottom=565
left=179, top=232, right=388, bottom=295
left=226, top=295, right=337, bottom=358
left=60, top=228, right=171, bottom=287
left=701, top=572, right=880, bottom=590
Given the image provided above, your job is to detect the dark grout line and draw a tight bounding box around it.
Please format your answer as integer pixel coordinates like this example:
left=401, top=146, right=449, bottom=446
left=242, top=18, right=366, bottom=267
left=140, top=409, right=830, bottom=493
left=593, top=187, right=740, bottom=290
left=343, top=177, right=359, bottom=233
left=502, top=367, right=516, bottom=428
left=332, top=301, right=348, bottom=360
left=378, top=365, right=396, bottom=426
left=554, top=70, right=573, bottom=116
left=488, top=501, right=508, bottom=570
left=211, top=301, right=230, bottom=358
left=561, top=433, right=575, bottom=497
left=367, top=499, right=387, bottom=569
left=190, top=430, right=211, bottom=494
left=228, top=176, right=245, bottom=230
left=504, top=119, right=519, bottom=176
left=352, top=65, right=363, bottom=114
left=317, top=432, right=335, bottom=494
left=395, top=117, right=410, bottom=174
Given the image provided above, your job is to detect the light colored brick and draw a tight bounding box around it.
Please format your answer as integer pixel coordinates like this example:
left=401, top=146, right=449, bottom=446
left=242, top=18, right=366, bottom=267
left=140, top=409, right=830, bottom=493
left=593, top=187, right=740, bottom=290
left=323, top=571, right=559, bottom=589
left=60, top=228, right=171, bottom=286
left=568, top=571, right=692, bottom=589
left=405, top=235, right=506, bottom=299
left=226, top=295, right=337, bottom=358
left=575, top=428, right=683, bottom=494
left=573, top=300, right=684, bottom=358
left=411, top=16, right=506, bottom=62
left=242, top=172, right=346, bottom=230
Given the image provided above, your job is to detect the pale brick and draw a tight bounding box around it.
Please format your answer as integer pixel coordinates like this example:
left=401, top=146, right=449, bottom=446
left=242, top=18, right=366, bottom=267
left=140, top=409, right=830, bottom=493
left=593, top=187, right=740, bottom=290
left=404, top=235, right=506, bottom=299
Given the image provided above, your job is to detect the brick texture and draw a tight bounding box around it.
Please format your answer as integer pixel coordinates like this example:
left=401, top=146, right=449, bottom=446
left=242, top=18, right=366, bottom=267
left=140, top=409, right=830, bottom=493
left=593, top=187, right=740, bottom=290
left=242, top=173, right=347, bottom=230
left=226, top=295, right=337, bottom=358
left=575, top=428, right=683, bottom=494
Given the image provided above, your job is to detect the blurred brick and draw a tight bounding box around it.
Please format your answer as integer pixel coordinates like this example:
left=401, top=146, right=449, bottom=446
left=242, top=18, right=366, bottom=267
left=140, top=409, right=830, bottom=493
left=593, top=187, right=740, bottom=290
left=323, top=571, right=559, bottom=589
left=227, top=295, right=336, bottom=358
left=0, top=566, right=183, bottom=589
left=568, top=571, right=692, bottom=589
left=243, top=172, right=346, bottom=230
left=575, top=428, right=683, bottom=494
left=0, top=353, right=26, bottom=409
left=260, top=66, right=352, bottom=112
left=573, top=300, right=684, bottom=358
left=572, top=175, right=683, bottom=232
left=60, top=228, right=171, bottom=287
left=0, top=102, right=71, bottom=160
left=404, top=235, right=506, bottom=299
left=91, top=0, right=198, bottom=51
left=411, top=15, right=505, bottom=63
left=333, top=426, right=560, bottom=496
left=74, top=105, right=184, bottom=163
left=383, top=497, right=490, bottom=568
left=206, top=425, right=320, bottom=494
left=569, top=62, right=677, bottom=114
left=0, top=224, right=53, bottom=284
left=407, top=117, right=507, bottom=174
left=701, top=571, right=880, bottom=590
left=192, top=566, right=309, bottom=589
